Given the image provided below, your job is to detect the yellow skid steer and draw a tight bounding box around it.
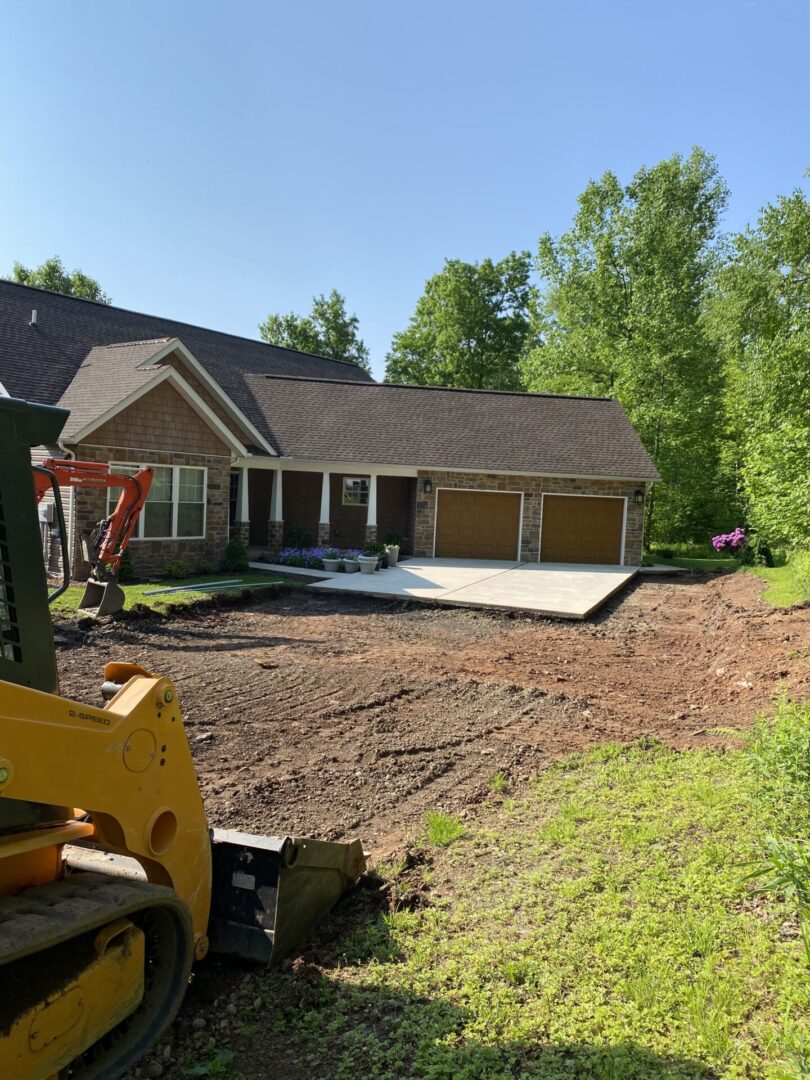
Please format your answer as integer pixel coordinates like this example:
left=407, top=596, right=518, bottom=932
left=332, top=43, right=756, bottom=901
left=0, top=396, right=365, bottom=1078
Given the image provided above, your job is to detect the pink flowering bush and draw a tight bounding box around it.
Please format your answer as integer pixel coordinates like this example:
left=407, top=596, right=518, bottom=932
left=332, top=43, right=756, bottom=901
left=711, top=527, right=747, bottom=554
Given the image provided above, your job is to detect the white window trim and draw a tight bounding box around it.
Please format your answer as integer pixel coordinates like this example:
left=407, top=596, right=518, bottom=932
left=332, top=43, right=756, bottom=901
left=342, top=476, right=370, bottom=508
left=109, top=462, right=207, bottom=541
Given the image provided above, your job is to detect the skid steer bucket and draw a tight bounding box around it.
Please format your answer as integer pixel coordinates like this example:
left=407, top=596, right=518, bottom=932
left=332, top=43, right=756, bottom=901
left=78, top=577, right=126, bottom=617
left=207, top=829, right=366, bottom=965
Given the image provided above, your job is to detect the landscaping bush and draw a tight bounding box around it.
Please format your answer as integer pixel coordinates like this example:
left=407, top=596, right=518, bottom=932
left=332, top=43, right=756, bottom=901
left=286, top=524, right=312, bottom=548
left=118, top=547, right=135, bottom=583
left=166, top=559, right=191, bottom=579
left=221, top=535, right=248, bottom=572
left=712, top=528, right=773, bottom=566
left=193, top=559, right=214, bottom=576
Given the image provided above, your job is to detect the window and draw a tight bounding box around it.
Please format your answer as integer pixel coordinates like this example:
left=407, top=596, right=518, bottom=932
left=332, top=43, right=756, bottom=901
left=342, top=477, right=369, bottom=507
left=108, top=463, right=207, bottom=539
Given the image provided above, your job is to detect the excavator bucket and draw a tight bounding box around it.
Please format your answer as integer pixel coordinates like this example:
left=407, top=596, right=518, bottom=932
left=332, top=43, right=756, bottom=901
left=207, top=829, right=367, bottom=964
left=78, top=577, right=126, bottom=617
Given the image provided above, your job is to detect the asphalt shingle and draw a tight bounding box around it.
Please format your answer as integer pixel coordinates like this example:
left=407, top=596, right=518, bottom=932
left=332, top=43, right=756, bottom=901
left=246, top=375, right=660, bottom=480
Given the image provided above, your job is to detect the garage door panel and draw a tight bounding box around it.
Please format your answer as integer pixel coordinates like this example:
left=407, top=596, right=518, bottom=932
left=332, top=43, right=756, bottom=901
left=540, top=495, right=623, bottom=565
left=435, top=490, right=521, bottom=560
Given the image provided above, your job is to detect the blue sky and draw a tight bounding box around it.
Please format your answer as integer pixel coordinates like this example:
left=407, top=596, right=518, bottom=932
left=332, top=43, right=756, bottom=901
left=1, top=1, right=808, bottom=378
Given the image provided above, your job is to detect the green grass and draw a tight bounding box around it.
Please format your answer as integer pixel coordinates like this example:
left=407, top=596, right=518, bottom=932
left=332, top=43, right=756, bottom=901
left=425, top=811, right=466, bottom=847
left=247, top=738, right=809, bottom=1079
left=50, top=571, right=288, bottom=616
left=645, top=542, right=736, bottom=572
left=746, top=561, right=810, bottom=609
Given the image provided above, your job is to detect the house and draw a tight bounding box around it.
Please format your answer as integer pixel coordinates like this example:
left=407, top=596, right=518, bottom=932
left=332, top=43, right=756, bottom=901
left=0, top=281, right=659, bottom=576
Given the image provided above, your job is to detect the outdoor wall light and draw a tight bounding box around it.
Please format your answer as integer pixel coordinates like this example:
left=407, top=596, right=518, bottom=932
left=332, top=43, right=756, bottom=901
left=423, top=479, right=433, bottom=494
left=634, top=489, right=644, bottom=505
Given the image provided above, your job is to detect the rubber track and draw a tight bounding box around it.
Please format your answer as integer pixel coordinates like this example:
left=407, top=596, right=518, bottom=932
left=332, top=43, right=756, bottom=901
left=0, top=871, right=186, bottom=965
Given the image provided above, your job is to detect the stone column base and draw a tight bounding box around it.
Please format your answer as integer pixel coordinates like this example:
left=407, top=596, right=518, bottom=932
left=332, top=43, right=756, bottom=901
left=364, top=524, right=378, bottom=547
left=231, top=521, right=250, bottom=543
left=267, top=520, right=284, bottom=555
left=317, top=522, right=331, bottom=545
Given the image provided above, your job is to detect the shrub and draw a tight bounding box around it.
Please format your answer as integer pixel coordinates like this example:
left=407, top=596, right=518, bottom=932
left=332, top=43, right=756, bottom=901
left=118, top=547, right=135, bottom=583
left=286, top=524, right=312, bottom=548
left=194, top=560, right=214, bottom=576
left=221, top=535, right=249, bottom=573
left=166, top=560, right=191, bottom=580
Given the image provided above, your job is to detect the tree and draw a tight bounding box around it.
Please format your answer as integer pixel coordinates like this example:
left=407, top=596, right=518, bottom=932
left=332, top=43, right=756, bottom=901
left=524, top=148, right=731, bottom=541
left=8, top=255, right=111, bottom=303
left=259, top=289, right=370, bottom=372
left=710, top=184, right=810, bottom=547
left=385, top=253, right=536, bottom=390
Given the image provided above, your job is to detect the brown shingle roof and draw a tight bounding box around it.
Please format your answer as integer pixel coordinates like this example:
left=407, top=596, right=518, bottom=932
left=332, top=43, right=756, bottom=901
left=0, top=281, right=373, bottom=414
left=56, top=340, right=170, bottom=439
left=246, top=375, right=660, bottom=480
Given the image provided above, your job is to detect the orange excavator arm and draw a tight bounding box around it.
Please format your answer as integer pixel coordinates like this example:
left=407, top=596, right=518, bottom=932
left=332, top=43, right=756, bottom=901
left=34, top=459, right=153, bottom=579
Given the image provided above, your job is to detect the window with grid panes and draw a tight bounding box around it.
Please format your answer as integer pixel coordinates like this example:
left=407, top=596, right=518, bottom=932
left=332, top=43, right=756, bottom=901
left=107, top=464, right=206, bottom=539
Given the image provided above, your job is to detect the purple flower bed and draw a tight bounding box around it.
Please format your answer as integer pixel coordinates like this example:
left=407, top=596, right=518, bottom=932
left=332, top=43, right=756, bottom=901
left=277, top=546, right=330, bottom=569
left=711, top=527, right=747, bottom=554
left=277, top=547, right=368, bottom=569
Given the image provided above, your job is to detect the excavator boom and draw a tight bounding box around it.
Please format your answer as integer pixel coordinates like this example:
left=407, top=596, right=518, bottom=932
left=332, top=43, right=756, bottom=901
left=33, top=458, right=153, bottom=616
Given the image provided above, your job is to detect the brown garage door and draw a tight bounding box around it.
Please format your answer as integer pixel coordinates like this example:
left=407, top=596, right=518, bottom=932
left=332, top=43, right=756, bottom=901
left=540, top=494, right=624, bottom=564
left=435, top=490, right=521, bottom=559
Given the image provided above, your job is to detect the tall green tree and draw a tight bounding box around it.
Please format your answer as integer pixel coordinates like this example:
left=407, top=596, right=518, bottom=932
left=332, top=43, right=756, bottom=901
left=259, top=289, right=370, bottom=372
left=8, top=255, right=111, bottom=303
left=385, top=253, right=535, bottom=390
left=524, top=148, right=730, bottom=541
left=710, top=184, right=810, bottom=547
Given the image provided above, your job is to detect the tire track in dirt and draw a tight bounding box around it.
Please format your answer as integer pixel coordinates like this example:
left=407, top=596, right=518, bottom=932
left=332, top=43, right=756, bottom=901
left=55, top=570, right=810, bottom=853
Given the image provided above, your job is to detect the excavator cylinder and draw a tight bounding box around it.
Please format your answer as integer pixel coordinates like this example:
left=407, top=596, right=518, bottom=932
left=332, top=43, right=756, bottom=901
left=78, top=578, right=126, bottom=617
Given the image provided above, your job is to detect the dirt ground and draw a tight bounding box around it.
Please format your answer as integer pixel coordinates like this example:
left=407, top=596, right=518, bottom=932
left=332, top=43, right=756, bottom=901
left=55, top=569, right=810, bottom=858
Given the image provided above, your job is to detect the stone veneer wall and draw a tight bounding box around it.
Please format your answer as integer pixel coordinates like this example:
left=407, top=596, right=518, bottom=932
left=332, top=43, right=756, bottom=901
left=69, top=380, right=233, bottom=578
left=412, top=470, right=646, bottom=565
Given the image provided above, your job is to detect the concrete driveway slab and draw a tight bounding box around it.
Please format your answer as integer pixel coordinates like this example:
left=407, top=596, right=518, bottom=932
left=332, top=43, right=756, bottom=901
left=309, top=558, right=635, bottom=618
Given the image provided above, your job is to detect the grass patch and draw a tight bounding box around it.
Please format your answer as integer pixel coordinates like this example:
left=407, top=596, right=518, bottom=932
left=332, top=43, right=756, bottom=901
left=249, top=737, right=810, bottom=1079
left=50, top=572, right=288, bottom=616
left=489, top=771, right=510, bottom=794
left=645, top=543, right=737, bottom=572
left=425, top=811, right=466, bottom=847
left=746, top=561, right=810, bottom=609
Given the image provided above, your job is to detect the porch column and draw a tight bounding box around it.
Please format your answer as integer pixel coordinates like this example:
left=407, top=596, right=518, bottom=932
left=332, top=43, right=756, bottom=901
left=268, top=468, right=284, bottom=553
left=365, top=473, right=378, bottom=545
left=317, top=471, right=331, bottom=546
left=231, top=466, right=251, bottom=544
